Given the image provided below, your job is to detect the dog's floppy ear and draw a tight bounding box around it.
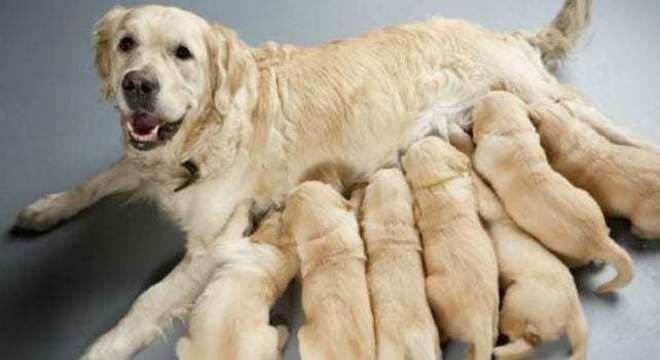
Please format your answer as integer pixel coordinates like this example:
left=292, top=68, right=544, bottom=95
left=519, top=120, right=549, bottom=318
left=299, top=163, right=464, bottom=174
left=93, top=6, right=127, bottom=100
left=207, top=24, right=258, bottom=116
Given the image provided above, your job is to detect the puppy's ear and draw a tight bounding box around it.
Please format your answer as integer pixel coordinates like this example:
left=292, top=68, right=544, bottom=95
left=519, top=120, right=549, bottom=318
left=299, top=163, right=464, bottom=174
left=448, top=123, right=475, bottom=156
left=207, top=24, right=258, bottom=115
left=93, top=6, right=127, bottom=100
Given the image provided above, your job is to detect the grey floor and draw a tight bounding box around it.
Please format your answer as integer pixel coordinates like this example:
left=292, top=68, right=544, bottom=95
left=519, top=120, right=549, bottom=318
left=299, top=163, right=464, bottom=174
left=1, top=0, right=659, bottom=359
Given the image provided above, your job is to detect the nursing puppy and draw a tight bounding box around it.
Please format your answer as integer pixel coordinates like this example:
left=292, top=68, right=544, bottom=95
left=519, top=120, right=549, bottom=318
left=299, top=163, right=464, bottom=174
left=528, top=101, right=660, bottom=240
left=472, top=91, right=633, bottom=293
left=402, top=137, right=499, bottom=360
left=284, top=181, right=375, bottom=360
left=361, top=168, right=440, bottom=360
left=473, top=175, right=588, bottom=360
left=177, top=210, right=297, bottom=360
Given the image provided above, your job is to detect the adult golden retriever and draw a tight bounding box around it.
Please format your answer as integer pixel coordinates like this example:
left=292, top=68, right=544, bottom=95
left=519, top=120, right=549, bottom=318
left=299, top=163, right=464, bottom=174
left=16, top=1, right=642, bottom=358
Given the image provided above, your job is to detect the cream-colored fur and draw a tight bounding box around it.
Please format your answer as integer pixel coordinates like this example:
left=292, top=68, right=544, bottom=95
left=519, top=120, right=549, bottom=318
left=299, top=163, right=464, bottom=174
left=284, top=181, right=375, bottom=360
left=449, top=127, right=588, bottom=359
left=360, top=169, right=440, bottom=360
left=176, top=210, right=297, bottom=360
left=16, top=1, right=652, bottom=358
left=472, top=91, right=633, bottom=293
left=472, top=174, right=588, bottom=360
left=528, top=100, right=660, bottom=240
left=402, top=137, right=499, bottom=360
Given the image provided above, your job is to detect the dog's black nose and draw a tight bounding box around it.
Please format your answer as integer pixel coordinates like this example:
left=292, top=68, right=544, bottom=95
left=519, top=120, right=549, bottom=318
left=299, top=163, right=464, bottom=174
left=122, top=70, right=160, bottom=99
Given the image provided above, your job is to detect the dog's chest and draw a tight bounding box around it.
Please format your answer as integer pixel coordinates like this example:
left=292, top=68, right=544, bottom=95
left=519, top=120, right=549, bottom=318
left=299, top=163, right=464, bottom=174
left=146, top=170, right=251, bottom=240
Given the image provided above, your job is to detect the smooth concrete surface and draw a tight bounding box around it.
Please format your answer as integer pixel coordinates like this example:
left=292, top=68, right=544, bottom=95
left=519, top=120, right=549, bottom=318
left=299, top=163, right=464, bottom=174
left=1, top=1, right=659, bottom=359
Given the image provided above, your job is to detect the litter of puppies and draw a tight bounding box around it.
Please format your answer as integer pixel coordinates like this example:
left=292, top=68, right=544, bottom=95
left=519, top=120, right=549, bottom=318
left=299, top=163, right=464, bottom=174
left=177, top=90, right=653, bottom=359
left=472, top=92, right=633, bottom=294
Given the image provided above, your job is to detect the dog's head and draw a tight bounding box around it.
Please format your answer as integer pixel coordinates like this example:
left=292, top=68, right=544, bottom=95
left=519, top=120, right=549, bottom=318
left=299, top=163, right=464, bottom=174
left=94, top=5, right=257, bottom=153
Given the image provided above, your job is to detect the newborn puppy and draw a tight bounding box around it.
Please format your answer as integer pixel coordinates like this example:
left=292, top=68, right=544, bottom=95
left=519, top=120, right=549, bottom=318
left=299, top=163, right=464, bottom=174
left=402, top=137, right=499, bottom=360
left=177, top=211, right=297, bottom=360
left=361, top=168, right=440, bottom=360
left=529, top=100, right=660, bottom=240
left=472, top=91, right=633, bottom=293
left=474, top=175, right=588, bottom=360
left=284, top=181, right=376, bottom=360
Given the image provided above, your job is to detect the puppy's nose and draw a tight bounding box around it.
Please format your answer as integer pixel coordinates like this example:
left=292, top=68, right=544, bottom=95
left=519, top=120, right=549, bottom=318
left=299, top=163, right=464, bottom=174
left=122, top=70, right=160, bottom=98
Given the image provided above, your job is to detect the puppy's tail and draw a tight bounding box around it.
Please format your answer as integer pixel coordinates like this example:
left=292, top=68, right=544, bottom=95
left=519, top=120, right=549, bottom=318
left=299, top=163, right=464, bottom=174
left=467, top=323, right=495, bottom=360
left=493, top=338, right=535, bottom=360
left=566, top=307, right=589, bottom=360
left=595, top=240, right=634, bottom=293
left=525, top=0, right=593, bottom=71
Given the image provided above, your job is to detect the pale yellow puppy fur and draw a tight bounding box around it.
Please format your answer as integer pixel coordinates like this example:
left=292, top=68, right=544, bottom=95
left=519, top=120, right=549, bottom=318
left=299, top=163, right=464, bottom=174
left=176, top=210, right=297, bottom=360
left=473, top=175, right=588, bottom=360
left=284, top=181, right=376, bottom=360
left=360, top=168, right=440, bottom=360
left=450, top=130, right=589, bottom=359
left=472, top=91, right=633, bottom=293
left=529, top=100, right=660, bottom=240
left=402, top=137, right=499, bottom=360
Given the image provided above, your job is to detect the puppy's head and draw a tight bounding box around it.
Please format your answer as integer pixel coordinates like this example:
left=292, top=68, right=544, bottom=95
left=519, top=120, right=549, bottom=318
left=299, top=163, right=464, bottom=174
left=527, top=101, right=575, bottom=138
left=250, top=210, right=284, bottom=246
left=362, top=168, right=413, bottom=223
left=94, top=5, right=257, bottom=153
left=472, top=91, right=534, bottom=143
left=283, top=181, right=351, bottom=243
left=402, top=137, right=470, bottom=189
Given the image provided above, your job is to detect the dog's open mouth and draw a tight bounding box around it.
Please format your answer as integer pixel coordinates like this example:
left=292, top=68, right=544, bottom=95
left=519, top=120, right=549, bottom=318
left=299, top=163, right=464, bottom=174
left=121, top=112, right=183, bottom=151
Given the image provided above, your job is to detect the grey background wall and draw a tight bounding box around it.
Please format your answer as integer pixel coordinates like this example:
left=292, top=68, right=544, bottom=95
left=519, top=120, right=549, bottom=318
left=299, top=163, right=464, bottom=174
left=1, top=1, right=659, bottom=359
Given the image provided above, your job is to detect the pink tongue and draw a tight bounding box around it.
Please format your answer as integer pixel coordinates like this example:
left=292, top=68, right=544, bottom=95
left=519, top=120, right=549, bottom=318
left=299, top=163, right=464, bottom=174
left=132, top=113, right=161, bottom=135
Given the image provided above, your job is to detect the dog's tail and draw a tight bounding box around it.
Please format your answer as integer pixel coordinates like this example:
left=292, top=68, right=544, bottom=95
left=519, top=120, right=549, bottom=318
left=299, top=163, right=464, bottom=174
left=525, top=0, right=593, bottom=71
left=595, top=239, right=634, bottom=293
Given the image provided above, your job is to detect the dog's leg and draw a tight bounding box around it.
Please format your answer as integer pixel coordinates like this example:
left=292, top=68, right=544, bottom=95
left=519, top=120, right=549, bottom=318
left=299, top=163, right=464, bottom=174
left=557, top=88, right=658, bottom=150
left=80, top=254, right=214, bottom=360
left=80, top=205, right=251, bottom=360
left=15, top=158, right=141, bottom=232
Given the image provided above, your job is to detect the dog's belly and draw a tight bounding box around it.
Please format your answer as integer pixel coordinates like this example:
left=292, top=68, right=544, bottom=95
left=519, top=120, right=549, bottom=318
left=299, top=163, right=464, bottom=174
left=260, top=27, right=560, bottom=208
left=285, top=84, right=486, bottom=190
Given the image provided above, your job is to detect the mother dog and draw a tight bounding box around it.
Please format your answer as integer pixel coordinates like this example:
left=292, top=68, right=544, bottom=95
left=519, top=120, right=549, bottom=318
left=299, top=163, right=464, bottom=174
left=16, top=1, right=641, bottom=358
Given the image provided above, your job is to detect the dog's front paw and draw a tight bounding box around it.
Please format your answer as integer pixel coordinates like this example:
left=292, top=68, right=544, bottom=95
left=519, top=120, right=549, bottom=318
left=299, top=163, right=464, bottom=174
left=80, top=335, right=134, bottom=360
left=15, top=192, right=79, bottom=232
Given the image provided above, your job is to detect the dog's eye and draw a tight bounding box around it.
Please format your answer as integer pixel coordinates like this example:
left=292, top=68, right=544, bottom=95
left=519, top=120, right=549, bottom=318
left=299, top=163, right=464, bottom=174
left=175, top=45, right=193, bottom=60
left=118, top=36, right=136, bottom=53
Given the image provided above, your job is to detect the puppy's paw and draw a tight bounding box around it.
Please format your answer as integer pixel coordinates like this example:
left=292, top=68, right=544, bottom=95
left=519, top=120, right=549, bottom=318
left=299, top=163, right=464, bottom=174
left=276, top=324, right=290, bottom=350
left=175, top=337, right=195, bottom=360
left=15, top=192, right=79, bottom=232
